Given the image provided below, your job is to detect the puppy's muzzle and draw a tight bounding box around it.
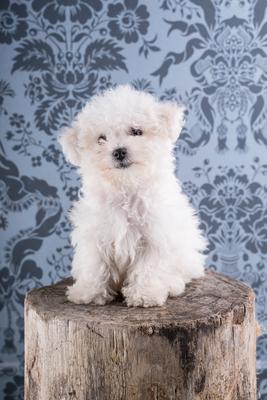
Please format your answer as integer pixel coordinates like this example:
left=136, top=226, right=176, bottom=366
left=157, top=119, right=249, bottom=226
left=112, top=147, right=131, bottom=168
left=113, top=147, right=127, bottom=162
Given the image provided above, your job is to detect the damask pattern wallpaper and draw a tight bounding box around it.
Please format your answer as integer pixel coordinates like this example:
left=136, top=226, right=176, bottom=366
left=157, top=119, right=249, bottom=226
left=0, top=0, right=267, bottom=398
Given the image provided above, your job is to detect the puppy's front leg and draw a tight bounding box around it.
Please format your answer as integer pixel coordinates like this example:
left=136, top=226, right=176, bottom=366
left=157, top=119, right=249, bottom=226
left=67, top=244, right=114, bottom=305
left=122, top=249, right=178, bottom=307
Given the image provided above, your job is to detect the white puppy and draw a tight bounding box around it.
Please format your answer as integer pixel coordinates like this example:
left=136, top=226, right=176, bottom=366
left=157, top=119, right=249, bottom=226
left=59, top=85, right=207, bottom=307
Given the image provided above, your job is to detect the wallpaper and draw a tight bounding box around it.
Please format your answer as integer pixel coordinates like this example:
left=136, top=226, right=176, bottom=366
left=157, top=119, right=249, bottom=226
left=0, top=0, right=267, bottom=398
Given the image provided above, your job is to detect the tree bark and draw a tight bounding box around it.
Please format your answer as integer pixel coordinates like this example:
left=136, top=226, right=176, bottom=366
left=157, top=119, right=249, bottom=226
left=24, top=270, right=256, bottom=400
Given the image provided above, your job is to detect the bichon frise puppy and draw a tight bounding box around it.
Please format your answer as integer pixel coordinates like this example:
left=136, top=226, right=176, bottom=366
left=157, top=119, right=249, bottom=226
left=59, top=85, right=207, bottom=307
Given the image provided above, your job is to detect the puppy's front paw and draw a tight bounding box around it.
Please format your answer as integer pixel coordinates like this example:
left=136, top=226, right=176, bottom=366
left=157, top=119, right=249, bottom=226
left=168, top=278, right=185, bottom=298
left=67, top=284, right=93, bottom=304
left=67, top=283, right=114, bottom=305
left=122, top=286, right=167, bottom=308
left=92, top=293, right=114, bottom=305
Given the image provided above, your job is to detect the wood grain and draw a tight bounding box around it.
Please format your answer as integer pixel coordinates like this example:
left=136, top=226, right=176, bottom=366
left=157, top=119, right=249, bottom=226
left=24, top=270, right=256, bottom=400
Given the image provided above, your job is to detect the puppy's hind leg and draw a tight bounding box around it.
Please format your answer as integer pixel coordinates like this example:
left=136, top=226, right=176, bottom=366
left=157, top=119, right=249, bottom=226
left=67, top=243, right=115, bottom=305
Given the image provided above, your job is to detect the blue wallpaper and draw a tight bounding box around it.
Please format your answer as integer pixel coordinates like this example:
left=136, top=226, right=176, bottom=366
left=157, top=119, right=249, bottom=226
left=0, top=0, right=267, bottom=398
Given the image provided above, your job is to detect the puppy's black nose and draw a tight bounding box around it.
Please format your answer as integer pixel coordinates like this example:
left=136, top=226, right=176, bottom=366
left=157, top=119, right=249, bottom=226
left=113, top=147, right=127, bottom=162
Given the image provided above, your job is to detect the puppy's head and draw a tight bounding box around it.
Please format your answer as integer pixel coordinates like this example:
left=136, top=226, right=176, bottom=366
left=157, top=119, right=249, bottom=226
left=59, top=85, right=184, bottom=185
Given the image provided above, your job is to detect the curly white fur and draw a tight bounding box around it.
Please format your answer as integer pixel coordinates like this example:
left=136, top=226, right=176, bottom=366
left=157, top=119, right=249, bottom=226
left=59, top=85, right=207, bottom=307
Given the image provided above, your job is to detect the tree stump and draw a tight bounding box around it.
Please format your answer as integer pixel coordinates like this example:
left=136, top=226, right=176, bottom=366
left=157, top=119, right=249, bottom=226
left=24, top=271, right=256, bottom=400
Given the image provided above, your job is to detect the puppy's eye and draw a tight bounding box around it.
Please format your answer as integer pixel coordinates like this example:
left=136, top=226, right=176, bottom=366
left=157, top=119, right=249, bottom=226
left=97, top=134, right=107, bottom=144
left=130, top=127, right=143, bottom=136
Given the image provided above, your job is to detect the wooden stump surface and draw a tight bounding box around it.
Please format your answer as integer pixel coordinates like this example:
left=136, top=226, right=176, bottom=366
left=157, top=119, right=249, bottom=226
left=26, top=270, right=253, bottom=328
left=25, top=270, right=256, bottom=400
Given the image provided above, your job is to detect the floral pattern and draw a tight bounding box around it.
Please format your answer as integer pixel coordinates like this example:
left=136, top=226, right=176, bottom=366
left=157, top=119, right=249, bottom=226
left=107, top=0, right=149, bottom=43
left=184, top=162, right=267, bottom=277
left=32, top=0, right=102, bottom=24
left=1, top=0, right=267, bottom=398
left=153, top=2, right=267, bottom=155
left=0, top=1, right=28, bottom=44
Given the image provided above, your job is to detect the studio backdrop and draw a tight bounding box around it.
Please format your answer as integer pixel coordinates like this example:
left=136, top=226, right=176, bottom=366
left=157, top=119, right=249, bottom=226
left=0, top=0, right=267, bottom=398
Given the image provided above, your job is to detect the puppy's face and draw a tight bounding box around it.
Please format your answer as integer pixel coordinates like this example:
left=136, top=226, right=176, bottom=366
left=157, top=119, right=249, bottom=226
left=90, top=125, right=156, bottom=173
left=59, top=86, right=184, bottom=185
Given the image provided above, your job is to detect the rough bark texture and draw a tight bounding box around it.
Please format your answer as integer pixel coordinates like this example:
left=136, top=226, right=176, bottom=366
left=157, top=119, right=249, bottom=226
left=24, top=270, right=256, bottom=400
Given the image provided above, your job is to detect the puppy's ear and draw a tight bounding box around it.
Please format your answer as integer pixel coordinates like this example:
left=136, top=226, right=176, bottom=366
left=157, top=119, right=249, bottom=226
left=59, top=126, right=80, bottom=166
left=159, top=102, right=185, bottom=142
